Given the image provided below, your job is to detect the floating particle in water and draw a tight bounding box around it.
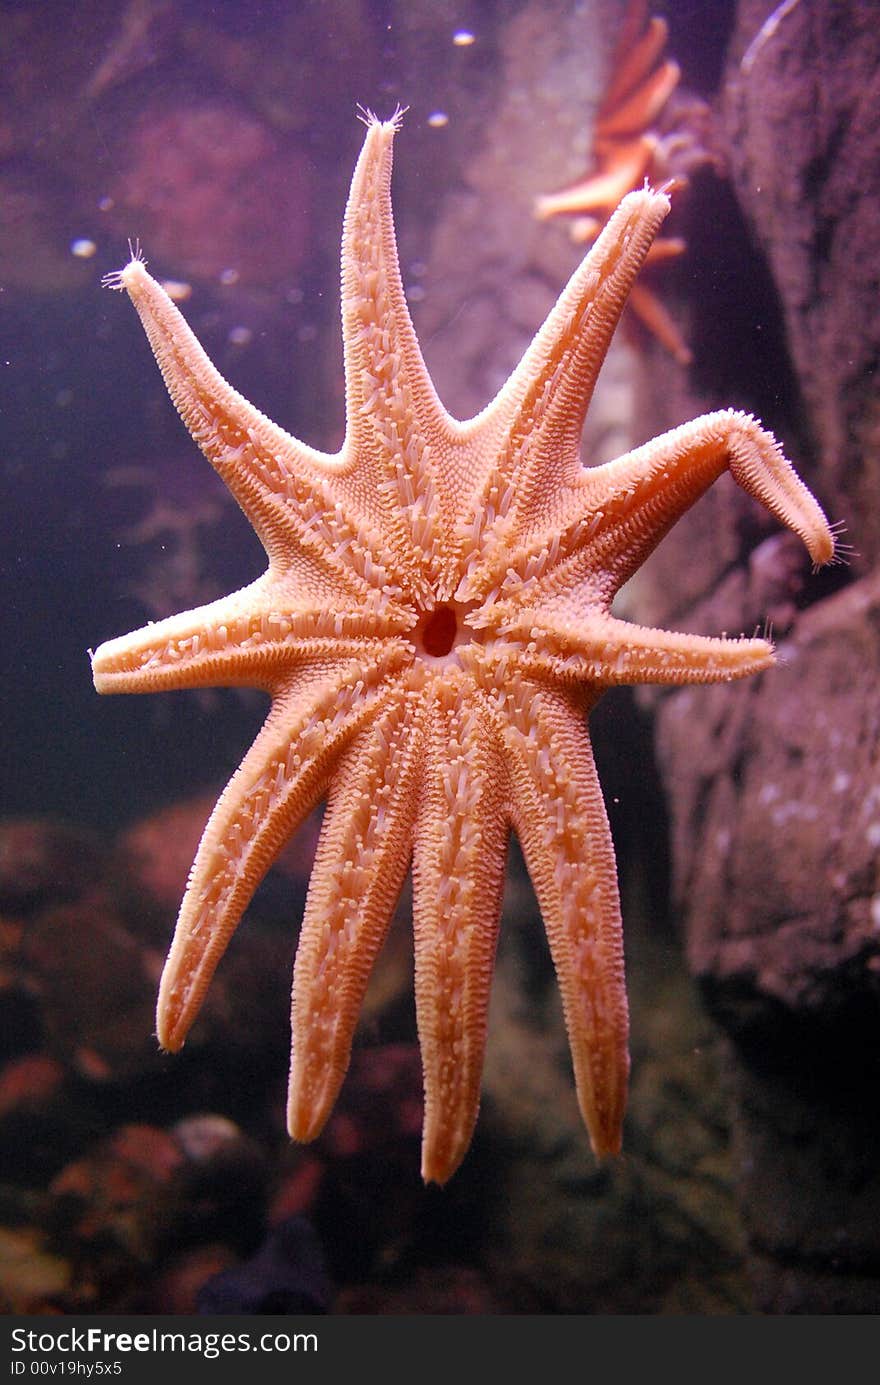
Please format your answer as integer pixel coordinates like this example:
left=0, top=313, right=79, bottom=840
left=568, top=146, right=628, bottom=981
left=161, top=279, right=192, bottom=302
left=452, top=30, right=475, bottom=46
left=427, top=111, right=449, bottom=128
left=227, top=325, right=253, bottom=347
left=70, top=238, right=97, bottom=258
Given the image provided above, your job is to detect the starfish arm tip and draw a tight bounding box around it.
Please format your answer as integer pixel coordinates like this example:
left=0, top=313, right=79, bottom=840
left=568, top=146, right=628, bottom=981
left=758, top=637, right=776, bottom=667
left=590, top=1130, right=623, bottom=1161
left=355, top=101, right=408, bottom=135
left=156, top=949, right=211, bottom=1054
left=722, top=633, right=777, bottom=679
left=155, top=1010, right=186, bottom=1054
left=622, top=182, right=672, bottom=215
left=420, top=1148, right=462, bottom=1187
left=286, top=1088, right=329, bottom=1146
left=90, top=638, right=120, bottom=693
left=810, top=528, right=836, bottom=568
left=101, top=240, right=150, bottom=294
left=702, top=634, right=777, bottom=682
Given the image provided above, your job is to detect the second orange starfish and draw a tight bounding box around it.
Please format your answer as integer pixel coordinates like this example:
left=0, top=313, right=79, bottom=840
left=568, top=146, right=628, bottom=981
left=536, top=0, right=715, bottom=364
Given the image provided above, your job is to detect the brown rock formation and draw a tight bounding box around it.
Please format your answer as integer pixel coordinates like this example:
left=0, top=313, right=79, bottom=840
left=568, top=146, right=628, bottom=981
left=723, top=0, right=880, bottom=570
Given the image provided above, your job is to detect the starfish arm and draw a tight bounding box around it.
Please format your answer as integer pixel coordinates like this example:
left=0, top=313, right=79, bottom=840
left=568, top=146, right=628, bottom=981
left=602, top=14, right=670, bottom=114
left=411, top=680, right=508, bottom=1185
left=598, top=58, right=680, bottom=140
left=613, top=0, right=651, bottom=61
left=498, top=677, right=629, bottom=1159
left=627, top=281, right=692, bottom=364
left=91, top=580, right=412, bottom=695
left=584, top=408, right=835, bottom=590
left=104, top=257, right=368, bottom=572
left=534, top=137, right=656, bottom=220
left=459, top=188, right=671, bottom=589
left=470, top=613, right=774, bottom=688
left=339, top=111, right=460, bottom=591
left=156, top=662, right=398, bottom=1051
left=287, top=684, right=424, bottom=1144
left=466, top=409, right=834, bottom=607
left=644, top=237, right=687, bottom=262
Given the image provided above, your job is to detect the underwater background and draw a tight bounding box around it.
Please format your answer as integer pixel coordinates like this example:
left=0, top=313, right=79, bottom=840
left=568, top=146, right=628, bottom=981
left=1, top=0, right=878, bottom=1314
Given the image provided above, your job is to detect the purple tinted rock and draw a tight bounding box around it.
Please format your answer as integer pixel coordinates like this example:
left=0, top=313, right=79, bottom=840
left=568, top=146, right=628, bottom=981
left=658, top=571, right=880, bottom=1025
left=722, top=0, right=880, bottom=569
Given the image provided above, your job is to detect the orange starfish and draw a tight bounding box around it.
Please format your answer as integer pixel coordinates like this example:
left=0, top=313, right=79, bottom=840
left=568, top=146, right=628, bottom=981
left=92, top=111, right=833, bottom=1184
left=536, top=0, right=711, bottom=364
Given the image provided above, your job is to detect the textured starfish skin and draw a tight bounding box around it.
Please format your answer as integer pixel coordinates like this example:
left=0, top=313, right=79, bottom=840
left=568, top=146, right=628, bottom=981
left=92, top=112, right=834, bottom=1184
